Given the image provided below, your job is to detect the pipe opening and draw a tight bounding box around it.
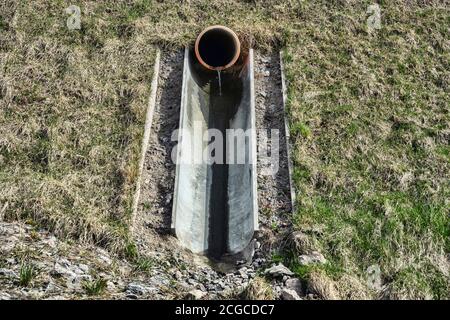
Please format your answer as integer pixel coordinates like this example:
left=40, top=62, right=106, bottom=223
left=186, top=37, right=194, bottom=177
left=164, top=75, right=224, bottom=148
left=195, top=26, right=240, bottom=70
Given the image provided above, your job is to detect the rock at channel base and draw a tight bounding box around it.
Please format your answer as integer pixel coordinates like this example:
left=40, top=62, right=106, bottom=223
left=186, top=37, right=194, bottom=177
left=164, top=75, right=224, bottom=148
left=280, top=288, right=302, bottom=300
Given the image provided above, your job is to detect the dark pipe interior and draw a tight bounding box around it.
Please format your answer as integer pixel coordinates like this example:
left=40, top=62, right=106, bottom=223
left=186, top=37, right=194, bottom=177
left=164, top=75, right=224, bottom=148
left=198, top=29, right=237, bottom=68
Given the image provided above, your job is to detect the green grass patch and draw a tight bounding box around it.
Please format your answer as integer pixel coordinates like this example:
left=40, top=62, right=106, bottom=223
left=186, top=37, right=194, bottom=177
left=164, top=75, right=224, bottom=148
left=133, top=256, right=155, bottom=273
left=83, top=278, right=108, bottom=296
left=291, top=122, right=312, bottom=139
left=19, top=263, right=38, bottom=287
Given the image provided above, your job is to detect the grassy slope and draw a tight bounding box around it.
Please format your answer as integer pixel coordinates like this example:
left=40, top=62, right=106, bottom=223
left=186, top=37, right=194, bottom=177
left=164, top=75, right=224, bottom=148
left=0, top=0, right=448, bottom=298
left=283, top=1, right=449, bottom=300
left=0, top=1, right=156, bottom=251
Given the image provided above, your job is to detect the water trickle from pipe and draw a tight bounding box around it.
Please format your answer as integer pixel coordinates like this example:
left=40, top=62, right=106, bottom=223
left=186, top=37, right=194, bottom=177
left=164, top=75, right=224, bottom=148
left=217, top=70, right=222, bottom=96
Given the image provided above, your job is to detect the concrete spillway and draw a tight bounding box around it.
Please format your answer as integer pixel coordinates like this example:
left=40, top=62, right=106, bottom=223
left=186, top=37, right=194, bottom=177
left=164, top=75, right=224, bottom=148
left=171, top=47, right=257, bottom=261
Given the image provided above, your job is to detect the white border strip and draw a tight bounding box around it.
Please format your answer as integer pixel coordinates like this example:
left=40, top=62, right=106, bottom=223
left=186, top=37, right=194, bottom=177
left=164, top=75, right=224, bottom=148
left=279, top=51, right=296, bottom=211
left=131, top=49, right=161, bottom=233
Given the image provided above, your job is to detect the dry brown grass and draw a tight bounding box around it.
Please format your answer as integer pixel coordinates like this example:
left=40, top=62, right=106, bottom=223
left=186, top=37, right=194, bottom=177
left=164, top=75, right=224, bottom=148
left=0, top=1, right=156, bottom=252
left=307, top=271, right=341, bottom=300
left=239, top=276, right=275, bottom=300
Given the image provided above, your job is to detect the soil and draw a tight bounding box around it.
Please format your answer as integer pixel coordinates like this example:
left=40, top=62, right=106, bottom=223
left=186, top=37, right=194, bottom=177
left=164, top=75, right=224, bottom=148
left=134, top=50, right=183, bottom=256
left=253, top=51, right=292, bottom=242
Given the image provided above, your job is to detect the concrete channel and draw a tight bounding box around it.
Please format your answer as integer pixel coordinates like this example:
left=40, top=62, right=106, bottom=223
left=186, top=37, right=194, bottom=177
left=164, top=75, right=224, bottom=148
left=171, top=27, right=258, bottom=261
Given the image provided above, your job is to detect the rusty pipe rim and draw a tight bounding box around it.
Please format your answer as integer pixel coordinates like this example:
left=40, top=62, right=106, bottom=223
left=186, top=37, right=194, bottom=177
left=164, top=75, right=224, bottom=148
left=194, top=25, right=241, bottom=71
